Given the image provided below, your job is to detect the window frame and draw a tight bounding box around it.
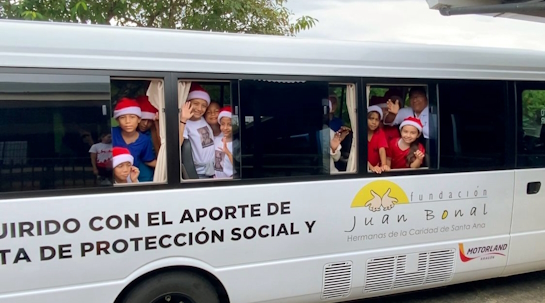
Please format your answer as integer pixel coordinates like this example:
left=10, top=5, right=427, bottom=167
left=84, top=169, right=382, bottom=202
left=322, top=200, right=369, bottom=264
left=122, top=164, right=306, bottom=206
left=362, top=78, right=439, bottom=175
left=0, top=68, right=177, bottom=200
left=435, top=79, right=514, bottom=172
left=177, top=79, right=236, bottom=183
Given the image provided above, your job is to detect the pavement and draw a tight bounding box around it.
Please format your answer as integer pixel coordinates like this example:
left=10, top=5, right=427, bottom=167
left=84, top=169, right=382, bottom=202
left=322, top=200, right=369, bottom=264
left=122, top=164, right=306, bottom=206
left=351, top=270, right=545, bottom=303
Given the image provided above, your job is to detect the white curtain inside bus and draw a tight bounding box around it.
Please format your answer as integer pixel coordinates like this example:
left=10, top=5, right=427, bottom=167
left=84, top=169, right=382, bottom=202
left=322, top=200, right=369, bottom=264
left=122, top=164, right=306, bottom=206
left=178, top=81, right=192, bottom=181
left=346, top=83, right=357, bottom=173
left=147, top=80, right=167, bottom=183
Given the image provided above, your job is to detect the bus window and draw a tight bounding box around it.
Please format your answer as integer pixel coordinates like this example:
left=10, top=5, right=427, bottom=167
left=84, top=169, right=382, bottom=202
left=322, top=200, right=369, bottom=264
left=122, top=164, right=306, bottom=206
left=238, top=80, right=331, bottom=178
left=110, top=78, right=166, bottom=185
left=0, top=73, right=112, bottom=192
left=367, top=84, right=436, bottom=173
left=438, top=81, right=508, bottom=170
left=517, top=86, right=545, bottom=168
left=178, top=80, right=239, bottom=181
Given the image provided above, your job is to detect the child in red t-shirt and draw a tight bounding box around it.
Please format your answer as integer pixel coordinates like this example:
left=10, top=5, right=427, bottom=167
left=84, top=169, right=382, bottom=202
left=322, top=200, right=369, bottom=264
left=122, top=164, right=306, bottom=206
left=387, top=117, right=426, bottom=169
left=367, top=105, right=389, bottom=174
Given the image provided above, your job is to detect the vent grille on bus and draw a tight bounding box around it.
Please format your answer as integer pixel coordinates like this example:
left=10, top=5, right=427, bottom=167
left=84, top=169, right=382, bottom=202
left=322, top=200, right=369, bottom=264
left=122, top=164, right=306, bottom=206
left=321, top=261, right=352, bottom=300
left=364, top=249, right=455, bottom=293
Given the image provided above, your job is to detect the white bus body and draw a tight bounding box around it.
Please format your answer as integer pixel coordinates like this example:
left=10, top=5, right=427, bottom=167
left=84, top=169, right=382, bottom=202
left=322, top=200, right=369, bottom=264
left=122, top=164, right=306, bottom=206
left=1, top=20, right=545, bottom=303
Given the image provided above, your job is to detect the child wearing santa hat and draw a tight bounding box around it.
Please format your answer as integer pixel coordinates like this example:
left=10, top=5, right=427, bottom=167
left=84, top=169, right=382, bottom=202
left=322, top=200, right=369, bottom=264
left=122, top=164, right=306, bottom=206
left=137, top=95, right=160, bottom=152
left=179, top=83, right=216, bottom=178
left=112, top=147, right=140, bottom=184
left=135, top=95, right=159, bottom=182
left=367, top=105, right=390, bottom=174
left=112, top=97, right=156, bottom=182
left=386, top=117, right=426, bottom=169
left=214, top=106, right=238, bottom=178
left=375, top=103, right=401, bottom=142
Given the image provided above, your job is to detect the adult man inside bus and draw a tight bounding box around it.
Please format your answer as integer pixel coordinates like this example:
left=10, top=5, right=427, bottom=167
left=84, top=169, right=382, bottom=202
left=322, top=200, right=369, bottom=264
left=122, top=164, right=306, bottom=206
left=385, top=87, right=430, bottom=166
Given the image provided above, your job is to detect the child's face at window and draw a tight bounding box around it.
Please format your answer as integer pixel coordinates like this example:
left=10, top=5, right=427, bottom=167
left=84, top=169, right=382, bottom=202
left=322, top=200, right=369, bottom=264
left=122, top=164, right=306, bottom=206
left=114, top=162, right=131, bottom=182
left=138, top=119, right=153, bottom=132
left=367, top=112, right=380, bottom=131
left=190, top=99, right=208, bottom=119
left=401, top=125, right=420, bottom=144
left=205, top=103, right=220, bottom=125
left=220, top=117, right=232, bottom=137
left=117, top=114, right=140, bottom=133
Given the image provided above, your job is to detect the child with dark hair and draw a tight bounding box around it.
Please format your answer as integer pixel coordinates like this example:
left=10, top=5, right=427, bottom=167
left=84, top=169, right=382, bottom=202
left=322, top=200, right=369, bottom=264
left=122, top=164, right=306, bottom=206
left=135, top=95, right=159, bottom=182
left=112, top=98, right=156, bottom=182
left=112, top=147, right=140, bottom=184
left=367, top=106, right=389, bottom=174
left=205, top=101, right=222, bottom=138
left=179, top=84, right=216, bottom=178
left=387, top=117, right=425, bottom=169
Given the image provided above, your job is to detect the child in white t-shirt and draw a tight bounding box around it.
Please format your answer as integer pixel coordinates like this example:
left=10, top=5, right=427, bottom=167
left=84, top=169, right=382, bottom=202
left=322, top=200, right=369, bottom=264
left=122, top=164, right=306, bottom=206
left=214, top=106, right=237, bottom=178
left=89, top=133, right=112, bottom=184
left=179, top=84, right=216, bottom=178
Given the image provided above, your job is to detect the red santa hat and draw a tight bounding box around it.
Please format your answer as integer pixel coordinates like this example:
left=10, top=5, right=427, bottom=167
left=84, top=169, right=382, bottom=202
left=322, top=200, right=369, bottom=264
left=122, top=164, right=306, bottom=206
left=112, top=147, right=134, bottom=168
left=399, top=117, right=423, bottom=133
left=114, top=98, right=141, bottom=119
left=367, top=105, right=384, bottom=120
left=187, top=83, right=211, bottom=105
left=136, top=95, right=157, bottom=120
left=218, top=106, right=232, bottom=123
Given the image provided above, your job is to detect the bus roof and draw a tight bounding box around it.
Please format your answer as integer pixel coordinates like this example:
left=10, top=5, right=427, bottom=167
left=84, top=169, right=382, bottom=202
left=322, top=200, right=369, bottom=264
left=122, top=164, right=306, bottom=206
left=1, top=19, right=545, bottom=81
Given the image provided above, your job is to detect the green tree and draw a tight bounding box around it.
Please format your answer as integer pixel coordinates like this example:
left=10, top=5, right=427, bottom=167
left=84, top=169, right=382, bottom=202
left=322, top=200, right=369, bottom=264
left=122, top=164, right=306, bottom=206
left=0, top=0, right=317, bottom=36
left=522, top=89, right=545, bottom=136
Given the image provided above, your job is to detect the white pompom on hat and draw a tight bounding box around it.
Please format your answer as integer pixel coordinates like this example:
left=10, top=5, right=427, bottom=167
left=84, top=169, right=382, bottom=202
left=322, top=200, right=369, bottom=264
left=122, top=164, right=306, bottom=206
left=114, top=98, right=142, bottom=119
left=112, top=147, right=134, bottom=168
left=399, top=117, right=423, bottom=133
left=187, top=83, right=211, bottom=105
left=367, top=105, right=384, bottom=120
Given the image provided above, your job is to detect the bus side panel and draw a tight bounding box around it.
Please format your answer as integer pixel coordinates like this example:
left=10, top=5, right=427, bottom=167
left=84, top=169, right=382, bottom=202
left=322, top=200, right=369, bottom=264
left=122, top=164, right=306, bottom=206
left=217, top=237, right=510, bottom=303
left=503, top=168, right=545, bottom=276
left=0, top=171, right=513, bottom=302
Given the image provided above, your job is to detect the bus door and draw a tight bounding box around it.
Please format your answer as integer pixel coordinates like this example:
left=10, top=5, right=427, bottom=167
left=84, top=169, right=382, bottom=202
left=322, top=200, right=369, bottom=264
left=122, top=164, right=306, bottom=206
left=505, top=82, right=545, bottom=275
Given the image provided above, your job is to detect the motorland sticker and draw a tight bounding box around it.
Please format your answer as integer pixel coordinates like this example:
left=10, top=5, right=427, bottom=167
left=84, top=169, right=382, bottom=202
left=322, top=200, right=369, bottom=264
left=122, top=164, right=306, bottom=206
left=458, top=243, right=508, bottom=262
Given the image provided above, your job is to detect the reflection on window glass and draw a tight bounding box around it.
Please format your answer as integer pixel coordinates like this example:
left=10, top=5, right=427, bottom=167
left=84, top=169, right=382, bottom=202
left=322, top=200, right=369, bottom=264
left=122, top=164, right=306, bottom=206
left=439, top=81, right=506, bottom=169
left=518, top=89, right=545, bottom=167
left=238, top=81, right=357, bottom=178
left=521, top=90, right=545, bottom=141
left=239, top=80, right=327, bottom=178
left=0, top=74, right=111, bottom=192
